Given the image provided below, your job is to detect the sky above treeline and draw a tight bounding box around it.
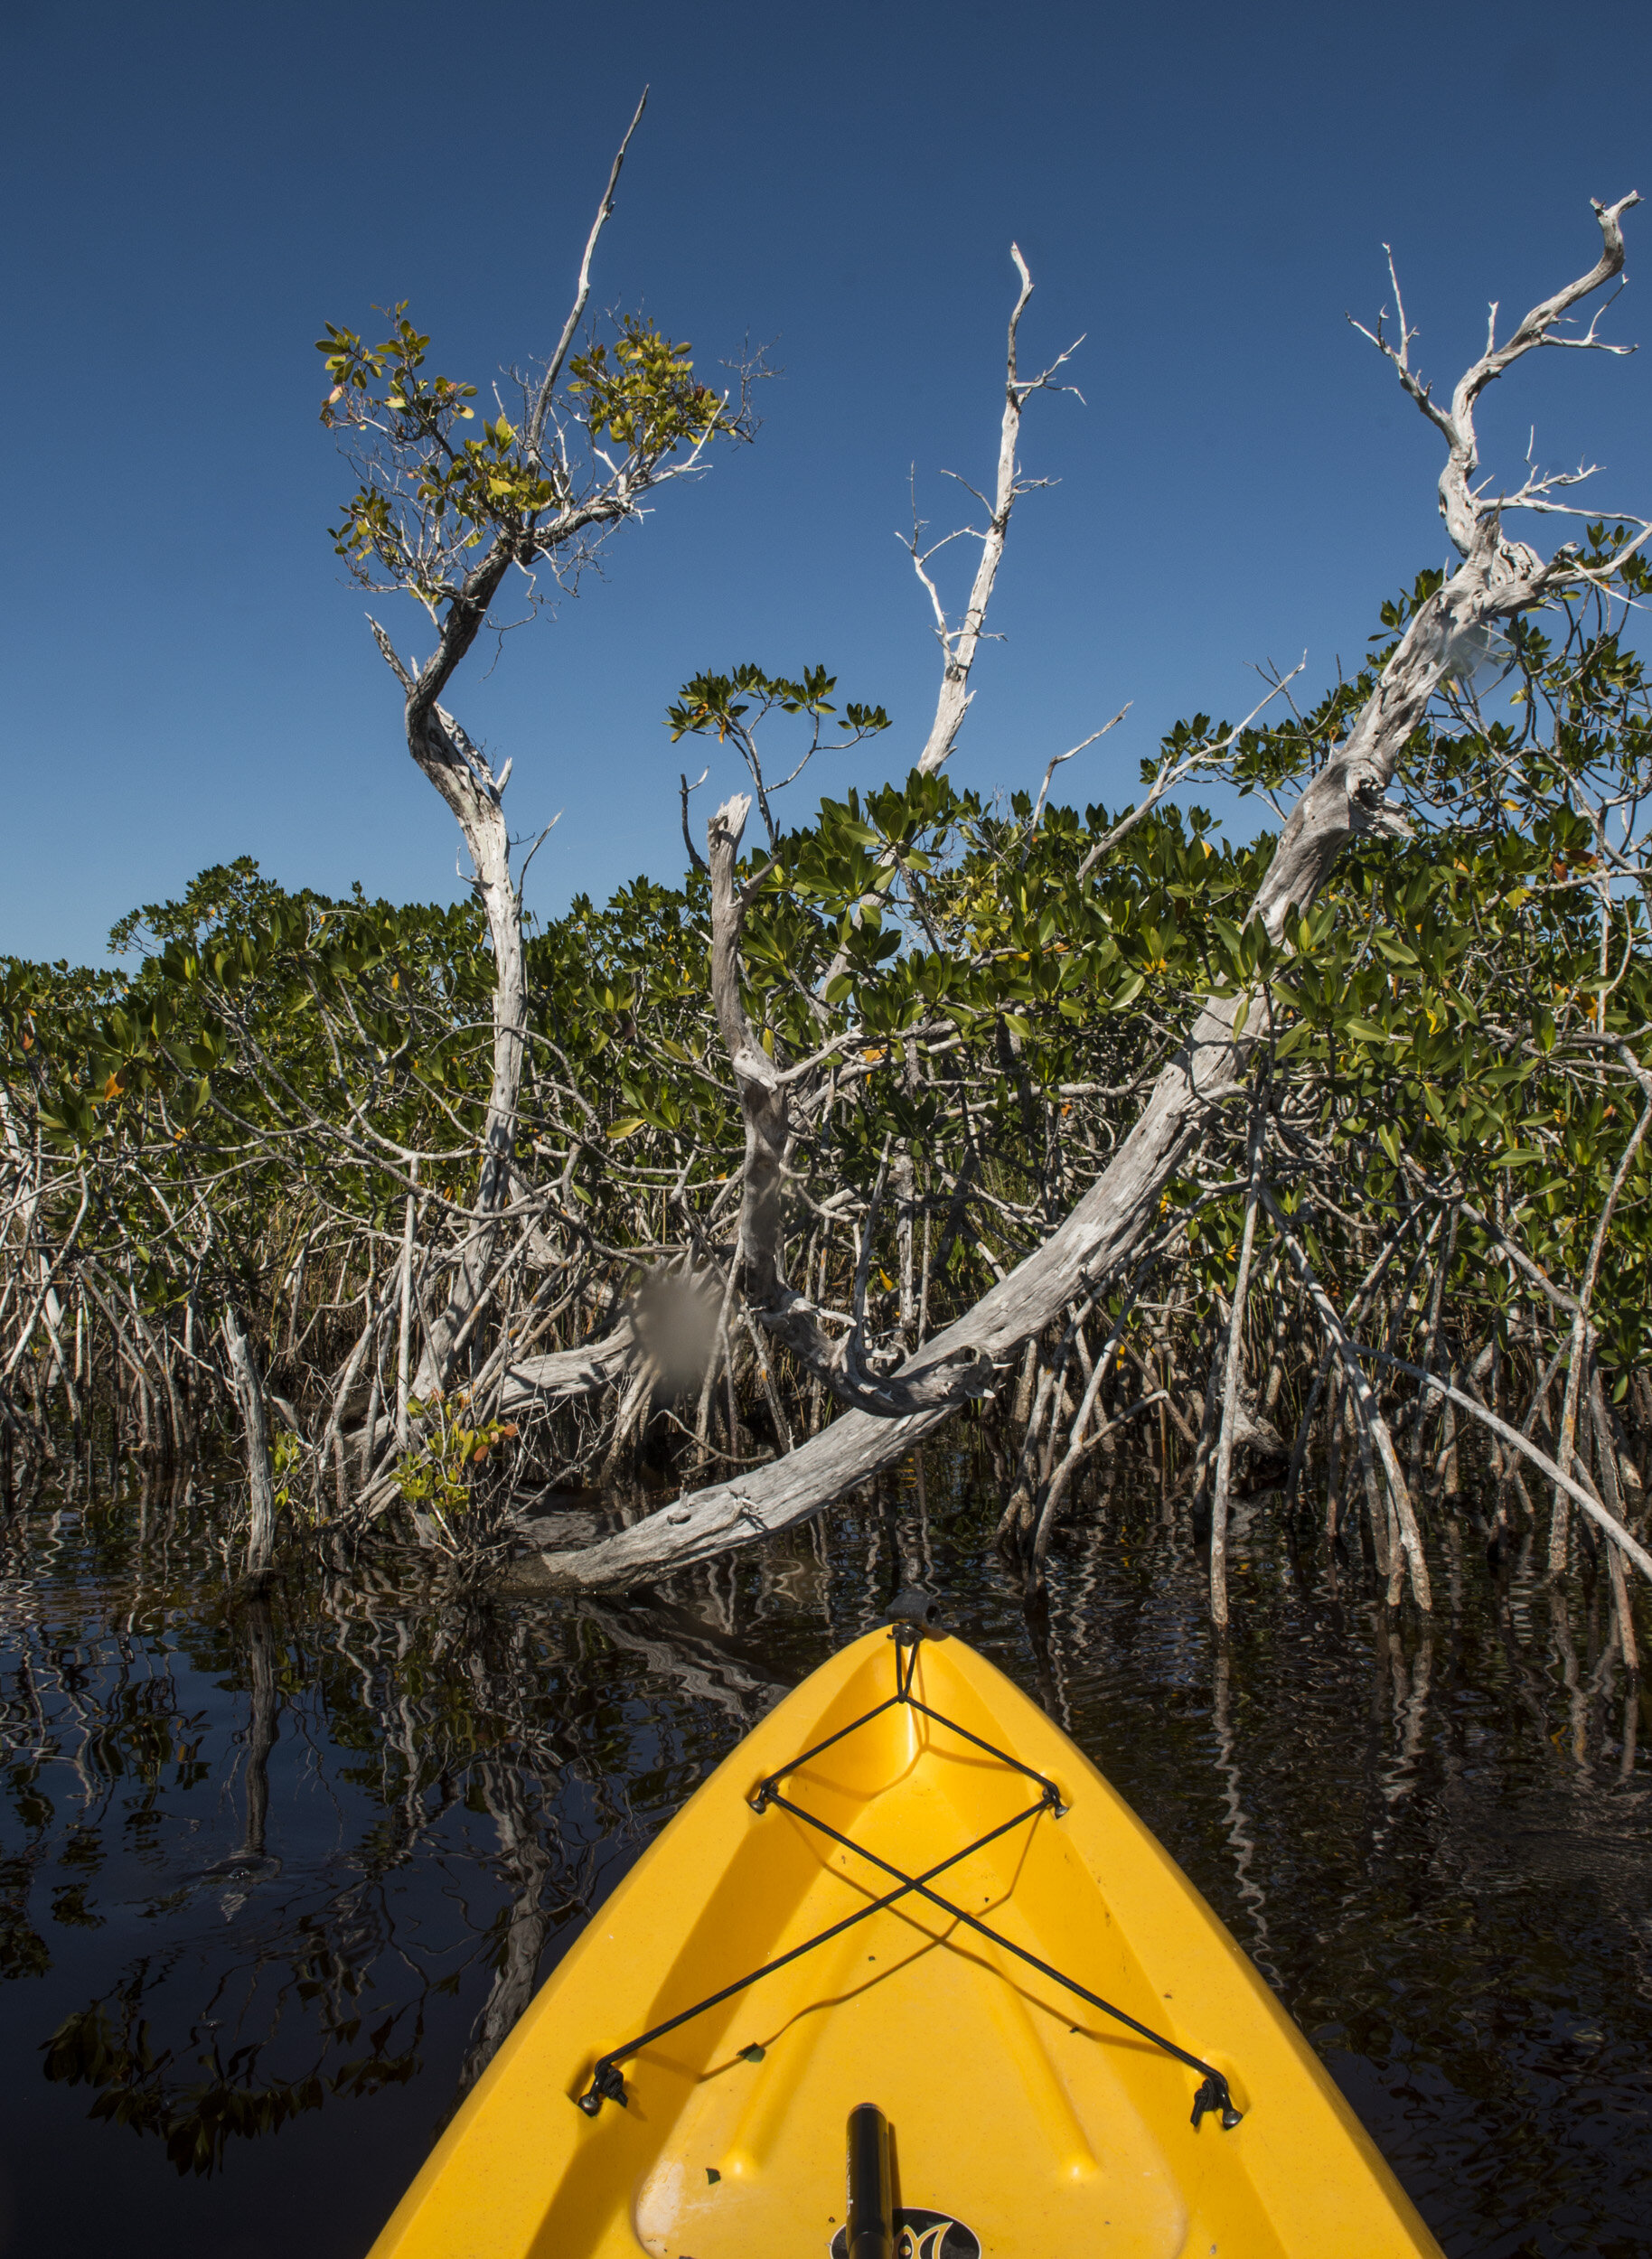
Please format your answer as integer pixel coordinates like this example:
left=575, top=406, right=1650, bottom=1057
left=7, top=0, right=1651, bottom=964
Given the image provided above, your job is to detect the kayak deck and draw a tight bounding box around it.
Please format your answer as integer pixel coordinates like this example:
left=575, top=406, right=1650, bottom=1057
left=369, top=1623, right=1441, bottom=2258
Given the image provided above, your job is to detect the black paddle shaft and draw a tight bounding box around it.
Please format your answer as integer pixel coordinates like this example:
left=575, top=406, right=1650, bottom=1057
left=847, top=2104, right=894, bottom=2259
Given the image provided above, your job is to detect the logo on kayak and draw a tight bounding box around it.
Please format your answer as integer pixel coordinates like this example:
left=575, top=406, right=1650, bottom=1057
left=830, top=2210, right=981, bottom=2259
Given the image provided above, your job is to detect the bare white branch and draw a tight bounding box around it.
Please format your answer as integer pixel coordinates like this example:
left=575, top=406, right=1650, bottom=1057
left=1076, top=662, right=1306, bottom=881
left=1355, top=194, right=1640, bottom=558
left=913, top=246, right=1083, bottom=774
left=528, top=89, right=649, bottom=459
left=1022, top=707, right=1131, bottom=861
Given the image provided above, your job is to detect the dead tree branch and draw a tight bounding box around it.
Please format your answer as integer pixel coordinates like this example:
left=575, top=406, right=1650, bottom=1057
left=912, top=246, right=1083, bottom=774
left=538, top=197, right=1638, bottom=1592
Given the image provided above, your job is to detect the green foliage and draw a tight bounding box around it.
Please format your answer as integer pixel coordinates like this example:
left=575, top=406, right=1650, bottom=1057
left=5, top=565, right=1650, bottom=1482
left=393, top=1392, right=518, bottom=1525
left=568, top=314, right=732, bottom=452
left=314, top=299, right=748, bottom=604
left=666, top=663, right=889, bottom=744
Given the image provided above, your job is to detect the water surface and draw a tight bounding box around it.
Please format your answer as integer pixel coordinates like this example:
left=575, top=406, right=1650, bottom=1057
left=1, top=1453, right=1648, bottom=2257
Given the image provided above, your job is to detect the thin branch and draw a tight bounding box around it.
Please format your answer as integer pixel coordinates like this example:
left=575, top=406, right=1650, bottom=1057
left=1076, top=663, right=1305, bottom=881
left=1021, top=708, right=1131, bottom=865
left=680, top=766, right=710, bottom=876
left=528, top=89, right=650, bottom=458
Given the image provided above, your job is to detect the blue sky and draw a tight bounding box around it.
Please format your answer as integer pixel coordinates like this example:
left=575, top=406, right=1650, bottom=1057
left=6, top=0, right=1649, bottom=965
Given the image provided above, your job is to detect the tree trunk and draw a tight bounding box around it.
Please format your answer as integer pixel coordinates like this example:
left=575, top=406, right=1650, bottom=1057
left=539, top=534, right=1507, bottom=1590
left=222, top=1303, right=277, bottom=1579
left=535, top=201, right=1636, bottom=1595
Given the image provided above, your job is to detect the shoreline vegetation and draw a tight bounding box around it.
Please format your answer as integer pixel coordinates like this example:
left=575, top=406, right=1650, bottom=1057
left=1, top=135, right=1649, bottom=1653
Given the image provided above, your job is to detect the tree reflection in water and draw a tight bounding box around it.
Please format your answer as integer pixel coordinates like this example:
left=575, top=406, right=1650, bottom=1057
left=1, top=1452, right=1650, bottom=2257
left=1, top=1472, right=802, bottom=2190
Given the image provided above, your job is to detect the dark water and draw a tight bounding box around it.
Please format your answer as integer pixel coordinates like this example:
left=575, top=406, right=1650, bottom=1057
left=2, top=1452, right=1649, bottom=2259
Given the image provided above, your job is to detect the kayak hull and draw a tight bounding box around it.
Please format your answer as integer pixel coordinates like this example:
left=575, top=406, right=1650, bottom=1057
left=369, top=1624, right=1441, bottom=2258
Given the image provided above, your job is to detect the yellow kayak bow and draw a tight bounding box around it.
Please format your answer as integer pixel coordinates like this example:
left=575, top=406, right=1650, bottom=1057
left=369, top=1604, right=1442, bottom=2258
